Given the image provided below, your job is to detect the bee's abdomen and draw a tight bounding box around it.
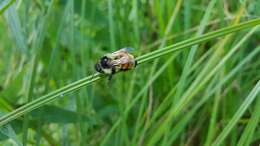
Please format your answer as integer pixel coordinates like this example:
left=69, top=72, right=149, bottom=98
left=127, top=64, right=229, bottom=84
left=120, top=63, right=135, bottom=71
left=122, top=64, right=129, bottom=70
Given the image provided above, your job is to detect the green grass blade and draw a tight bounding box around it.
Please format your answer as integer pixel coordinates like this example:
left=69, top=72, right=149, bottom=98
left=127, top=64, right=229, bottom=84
left=237, top=97, right=260, bottom=146
left=175, top=0, right=217, bottom=104
left=108, top=0, right=116, bottom=50
left=212, top=80, right=260, bottom=146
left=0, top=0, right=15, bottom=14
left=4, top=3, right=27, bottom=54
left=22, top=55, right=37, bottom=146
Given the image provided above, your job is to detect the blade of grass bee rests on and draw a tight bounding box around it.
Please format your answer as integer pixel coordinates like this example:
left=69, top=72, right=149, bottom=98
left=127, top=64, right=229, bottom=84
left=94, top=47, right=137, bottom=80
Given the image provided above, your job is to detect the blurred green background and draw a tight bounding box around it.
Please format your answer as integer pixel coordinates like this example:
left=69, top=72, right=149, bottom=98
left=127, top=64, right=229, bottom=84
left=0, top=0, right=259, bottom=146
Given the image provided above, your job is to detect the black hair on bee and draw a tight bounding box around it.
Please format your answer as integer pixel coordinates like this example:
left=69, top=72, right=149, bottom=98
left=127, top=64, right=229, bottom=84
left=100, top=56, right=110, bottom=68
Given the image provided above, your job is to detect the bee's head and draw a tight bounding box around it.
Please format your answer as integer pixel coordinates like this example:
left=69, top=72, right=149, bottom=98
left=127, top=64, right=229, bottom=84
left=95, top=63, right=103, bottom=73
left=95, top=56, right=111, bottom=73
left=100, top=56, right=110, bottom=68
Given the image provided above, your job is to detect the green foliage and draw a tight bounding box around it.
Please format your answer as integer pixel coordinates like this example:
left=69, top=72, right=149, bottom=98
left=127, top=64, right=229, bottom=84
left=0, top=0, right=259, bottom=146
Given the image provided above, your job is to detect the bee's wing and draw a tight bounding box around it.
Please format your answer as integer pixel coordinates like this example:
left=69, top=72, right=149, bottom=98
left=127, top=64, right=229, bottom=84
left=111, top=57, right=129, bottom=66
left=111, top=48, right=134, bottom=56
left=121, top=47, right=134, bottom=53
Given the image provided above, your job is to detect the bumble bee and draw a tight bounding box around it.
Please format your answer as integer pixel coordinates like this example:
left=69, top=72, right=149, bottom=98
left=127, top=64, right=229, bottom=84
left=95, top=48, right=137, bottom=80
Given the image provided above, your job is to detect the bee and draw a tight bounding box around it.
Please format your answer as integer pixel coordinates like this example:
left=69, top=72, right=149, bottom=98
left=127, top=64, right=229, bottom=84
left=95, top=47, right=137, bottom=80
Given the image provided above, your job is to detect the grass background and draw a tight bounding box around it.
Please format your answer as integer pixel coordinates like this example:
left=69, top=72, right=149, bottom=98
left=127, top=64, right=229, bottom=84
left=0, top=0, right=259, bottom=146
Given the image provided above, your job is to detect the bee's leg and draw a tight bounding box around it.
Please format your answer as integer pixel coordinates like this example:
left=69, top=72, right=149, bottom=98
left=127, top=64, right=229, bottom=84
left=108, top=67, right=116, bottom=81
left=108, top=74, right=113, bottom=81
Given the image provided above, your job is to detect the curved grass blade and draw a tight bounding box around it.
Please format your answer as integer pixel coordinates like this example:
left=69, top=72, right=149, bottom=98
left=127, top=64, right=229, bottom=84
left=136, top=18, right=260, bottom=63
left=0, top=18, right=259, bottom=127
left=0, top=73, right=101, bottom=127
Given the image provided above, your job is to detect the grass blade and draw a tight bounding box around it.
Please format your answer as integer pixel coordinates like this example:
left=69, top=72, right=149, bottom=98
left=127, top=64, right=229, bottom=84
left=0, top=0, right=15, bottom=14
left=0, top=18, right=259, bottom=127
left=212, top=80, right=260, bottom=146
left=136, top=18, right=260, bottom=63
left=4, top=3, right=27, bottom=54
left=237, top=97, right=260, bottom=146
